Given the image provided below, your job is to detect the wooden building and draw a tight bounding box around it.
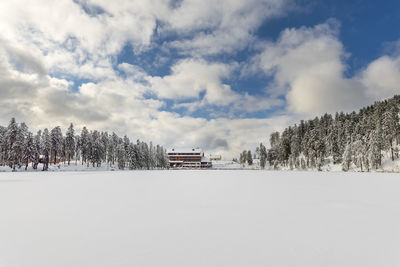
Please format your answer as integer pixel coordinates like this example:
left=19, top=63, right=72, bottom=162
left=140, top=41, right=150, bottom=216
left=167, top=148, right=212, bottom=168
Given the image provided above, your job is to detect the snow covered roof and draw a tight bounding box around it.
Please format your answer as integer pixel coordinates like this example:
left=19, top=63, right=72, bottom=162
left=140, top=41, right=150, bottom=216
left=201, top=157, right=211, bottom=163
left=167, top=148, right=202, bottom=154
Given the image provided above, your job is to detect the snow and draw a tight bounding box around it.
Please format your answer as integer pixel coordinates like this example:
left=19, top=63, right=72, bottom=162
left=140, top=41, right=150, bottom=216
left=167, top=148, right=202, bottom=154
left=212, top=156, right=400, bottom=173
left=0, top=163, right=118, bottom=172
left=212, top=160, right=245, bottom=169
left=1, top=170, right=400, bottom=267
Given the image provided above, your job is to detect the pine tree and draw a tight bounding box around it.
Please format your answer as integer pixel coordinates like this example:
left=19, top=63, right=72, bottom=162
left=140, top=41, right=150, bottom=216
left=342, top=142, right=352, bottom=171
left=128, top=143, right=136, bottom=170
left=50, top=126, right=63, bottom=165
left=267, top=148, right=277, bottom=166
left=141, top=142, right=151, bottom=170
left=136, top=140, right=144, bottom=169
left=32, top=130, right=41, bottom=170
left=0, top=118, right=169, bottom=171
left=6, top=118, right=20, bottom=170
left=247, top=150, right=253, bottom=165
left=116, top=143, right=125, bottom=170
left=65, top=123, right=75, bottom=165
left=41, top=128, right=51, bottom=171
left=86, top=131, right=93, bottom=167
left=101, top=132, right=109, bottom=163
left=259, top=143, right=267, bottom=169
left=74, top=135, right=81, bottom=165
left=80, top=127, right=89, bottom=165
left=240, top=150, right=247, bottom=164
left=0, top=126, right=6, bottom=166
left=290, top=129, right=300, bottom=163
left=368, top=128, right=382, bottom=170
left=352, top=139, right=366, bottom=171
left=246, top=95, right=399, bottom=172
left=382, top=102, right=400, bottom=161
left=22, top=132, right=35, bottom=170
left=90, top=130, right=103, bottom=167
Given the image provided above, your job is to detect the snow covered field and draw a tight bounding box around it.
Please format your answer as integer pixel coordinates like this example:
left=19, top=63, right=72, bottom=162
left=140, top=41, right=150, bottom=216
left=1, top=170, right=400, bottom=267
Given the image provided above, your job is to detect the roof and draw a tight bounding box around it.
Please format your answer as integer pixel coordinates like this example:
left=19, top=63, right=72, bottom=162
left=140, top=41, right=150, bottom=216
left=167, top=148, right=202, bottom=154
left=201, top=157, right=211, bottom=163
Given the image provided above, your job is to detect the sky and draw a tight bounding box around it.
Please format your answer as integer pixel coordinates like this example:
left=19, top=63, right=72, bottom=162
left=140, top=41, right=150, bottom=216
left=0, top=0, right=399, bottom=158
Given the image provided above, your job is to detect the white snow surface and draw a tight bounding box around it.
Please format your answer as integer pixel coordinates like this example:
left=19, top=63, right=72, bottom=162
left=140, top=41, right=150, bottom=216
left=1, top=170, right=400, bottom=267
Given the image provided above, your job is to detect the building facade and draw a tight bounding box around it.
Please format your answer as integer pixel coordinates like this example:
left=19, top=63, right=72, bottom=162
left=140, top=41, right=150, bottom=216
left=209, top=154, right=222, bottom=161
left=167, top=148, right=212, bottom=168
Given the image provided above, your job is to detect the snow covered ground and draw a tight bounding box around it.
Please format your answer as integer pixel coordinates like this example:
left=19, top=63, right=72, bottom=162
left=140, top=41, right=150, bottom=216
left=213, top=155, right=400, bottom=172
left=1, top=170, right=400, bottom=267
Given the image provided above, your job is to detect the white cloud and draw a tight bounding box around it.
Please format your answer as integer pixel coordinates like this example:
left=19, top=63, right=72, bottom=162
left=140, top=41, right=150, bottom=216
left=0, top=40, right=290, bottom=158
left=146, top=59, right=283, bottom=113
left=166, top=0, right=288, bottom=56
left=255, top=19, right=400, bottom=116
left=147, top=59, right=235, bottom=104
left=0, top=0, right=289, bottom=81
left=360, top=55, right=400, bottom=100
left=1, top=1, right=400, bottom=160
left=133, top=112, right=295, bottom=158
left=0, top=0, right=293, bottom=159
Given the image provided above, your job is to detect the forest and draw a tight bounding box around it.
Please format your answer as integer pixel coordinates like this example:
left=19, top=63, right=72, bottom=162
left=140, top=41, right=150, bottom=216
left=241, top=95, right=400, bottom=171
left=0, top=119, right=169, bottom=171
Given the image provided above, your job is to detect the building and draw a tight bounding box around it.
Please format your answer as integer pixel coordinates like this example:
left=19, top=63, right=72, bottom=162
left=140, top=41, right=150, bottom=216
left=209, top=154, right=222, bottom=161
left=167, top=148, right=212, bottom=168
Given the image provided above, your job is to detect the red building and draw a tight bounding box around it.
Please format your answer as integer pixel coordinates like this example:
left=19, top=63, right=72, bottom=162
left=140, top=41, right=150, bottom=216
left=167, top=148, right=212, bottom=168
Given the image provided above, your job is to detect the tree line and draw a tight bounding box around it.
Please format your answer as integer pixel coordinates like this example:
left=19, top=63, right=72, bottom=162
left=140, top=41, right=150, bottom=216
left=245, top=95, right=400, bottom=171
left=0, top=118, right=169, bottom=171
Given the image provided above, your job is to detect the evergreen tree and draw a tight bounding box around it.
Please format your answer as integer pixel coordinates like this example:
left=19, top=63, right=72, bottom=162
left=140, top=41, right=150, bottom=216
left=0, top=119, right=169, bottom=171
left=74, top=135, right=81, bottom=165
left=353, top=139, right=366, bottom=171
left=128, top=143, right=136, bottom=170
left=6, top=118, right=20, bottom=170
left=116, top=143, right=125, bottom=170
left=382, top=102, right=400, bottom=160
left=50, top=126, right=63, bottom=165
left=342, top=143, right=352, bottom=171
left=80, top=127, right=89, bottom=165
left=41, top=128, right=51, bottom=171
left=65, top=123, right=75, bottom=165
left=90, top=130, right=103, bottom=167
left=243, top=95, right=400, bottom=171
left=0, top=126, right=6, bottom=166
left=22, top=131, right=35, bottom=170
left=259, top=143, right=267, bottom=169
left=32, top=130, right=41, bottom=170
left=239, top=150, right=247, bottom=164
left=247, top=150, right=253, bottom=165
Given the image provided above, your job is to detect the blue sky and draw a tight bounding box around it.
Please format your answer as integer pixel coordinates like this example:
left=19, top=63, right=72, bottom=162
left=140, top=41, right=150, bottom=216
left=261, top=0, right=400, bottom=67
left=112, top=0, right=400, bottom=119
left=0, top=0, right=399, bottom=157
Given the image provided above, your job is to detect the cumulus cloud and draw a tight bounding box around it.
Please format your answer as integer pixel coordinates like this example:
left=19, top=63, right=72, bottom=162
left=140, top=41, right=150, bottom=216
left=257, top=20, right=367, bottom=115
left=139, top=112, right=295, bottom=158
left=0, top=1, right=400, bottom=159
left=147, top=59, right=283, bottom=113
left=360, top=55, right=400, bottom=100
left=166, top=0, right=288, bottom=56
left=0, top=0, right=295, bottom=158
left=0, top=40, right=289, bottom=158
left=255, top=19, right=399, bottom=116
